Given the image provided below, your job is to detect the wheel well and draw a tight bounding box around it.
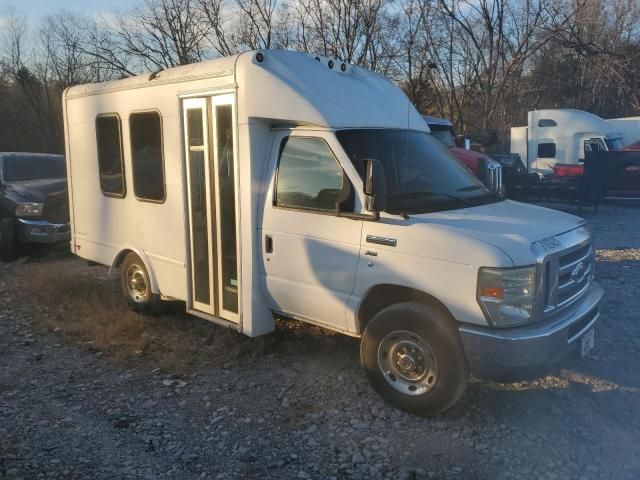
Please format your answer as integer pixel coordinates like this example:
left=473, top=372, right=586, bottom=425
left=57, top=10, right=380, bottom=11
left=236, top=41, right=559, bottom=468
left=111, top=248, right=160, bottom=295
left=112, top=249, right=134, bottom=270
left=356, top=284, right=456, bottom=335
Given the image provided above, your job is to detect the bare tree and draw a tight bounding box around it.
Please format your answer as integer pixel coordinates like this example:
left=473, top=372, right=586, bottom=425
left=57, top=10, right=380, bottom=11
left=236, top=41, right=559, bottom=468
left=2, top=0, right=640, bottom=153
left=199, top=0, right=238, bottom=56
left=113, top=0, right=213, bottom=70
left=294, top=0, right=393, bottom=71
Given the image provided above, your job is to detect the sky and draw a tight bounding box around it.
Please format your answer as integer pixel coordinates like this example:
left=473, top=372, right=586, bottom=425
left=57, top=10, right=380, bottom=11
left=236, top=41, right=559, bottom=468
left=0, top=0, right=137, bottom=19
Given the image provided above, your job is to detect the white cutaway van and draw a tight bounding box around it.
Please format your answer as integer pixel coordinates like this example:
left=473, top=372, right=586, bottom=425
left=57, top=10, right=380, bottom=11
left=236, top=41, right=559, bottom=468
left=63, top=50, right=603, bottom=415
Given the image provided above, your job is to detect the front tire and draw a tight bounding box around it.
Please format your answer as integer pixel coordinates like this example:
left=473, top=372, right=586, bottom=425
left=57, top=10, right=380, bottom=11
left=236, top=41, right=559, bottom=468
left=0, top=218, right=18, bottom=262
left=360, top=302, right=469, bottom=416
left=121, top=252, right=160, bottom=313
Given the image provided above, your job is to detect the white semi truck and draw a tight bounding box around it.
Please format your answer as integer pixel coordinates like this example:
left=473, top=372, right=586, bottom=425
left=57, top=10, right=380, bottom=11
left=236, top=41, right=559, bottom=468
left=63, top=50, right=602, bottom=415
left=511, top=109, right=640, bottom=173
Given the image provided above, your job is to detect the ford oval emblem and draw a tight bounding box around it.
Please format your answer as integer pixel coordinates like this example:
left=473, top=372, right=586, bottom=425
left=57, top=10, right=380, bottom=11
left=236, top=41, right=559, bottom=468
left=571, top=261, right=588, bottom=283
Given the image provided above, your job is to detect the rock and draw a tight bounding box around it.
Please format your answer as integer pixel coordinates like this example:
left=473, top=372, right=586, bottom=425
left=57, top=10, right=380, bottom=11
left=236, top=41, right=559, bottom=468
left=112, top=415, right=139, bottom=429
left=162, top=379, right=187, bottom=388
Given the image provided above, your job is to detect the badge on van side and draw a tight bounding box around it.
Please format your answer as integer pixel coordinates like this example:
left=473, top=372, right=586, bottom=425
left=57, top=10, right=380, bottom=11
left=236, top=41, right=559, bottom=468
left=366, top=235, right=397, bottom=247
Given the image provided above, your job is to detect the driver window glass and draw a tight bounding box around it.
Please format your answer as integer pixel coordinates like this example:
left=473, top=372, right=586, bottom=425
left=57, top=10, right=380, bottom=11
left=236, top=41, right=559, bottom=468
left=276, top=137, right=344, bottom=211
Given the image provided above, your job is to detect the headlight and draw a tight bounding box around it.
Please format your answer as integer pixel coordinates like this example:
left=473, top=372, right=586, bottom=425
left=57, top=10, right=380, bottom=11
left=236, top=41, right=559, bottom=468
left=15, top=202, right=44, bottom=218
left=477, top=266, right=536, bottom=327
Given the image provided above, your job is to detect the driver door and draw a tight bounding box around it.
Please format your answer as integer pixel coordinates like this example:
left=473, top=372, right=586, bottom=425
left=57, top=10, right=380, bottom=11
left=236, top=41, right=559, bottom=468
left=261, top=130, right=363, bottom=332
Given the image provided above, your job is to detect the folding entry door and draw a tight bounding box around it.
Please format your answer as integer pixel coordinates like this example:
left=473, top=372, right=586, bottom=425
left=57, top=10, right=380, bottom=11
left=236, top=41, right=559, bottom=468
left=182, top=95, right=240, bottom=322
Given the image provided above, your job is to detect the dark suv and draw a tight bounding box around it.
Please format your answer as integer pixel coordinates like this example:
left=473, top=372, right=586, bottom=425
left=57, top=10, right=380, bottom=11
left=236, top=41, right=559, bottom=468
left=0, top=152, right=70, bottom=261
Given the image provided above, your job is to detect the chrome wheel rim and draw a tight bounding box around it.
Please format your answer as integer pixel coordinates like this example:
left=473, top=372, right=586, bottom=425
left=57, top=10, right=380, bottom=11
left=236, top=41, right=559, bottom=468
left=377, top=330, right=439, bottom=396
left=126, top=264, right=148, bottom=303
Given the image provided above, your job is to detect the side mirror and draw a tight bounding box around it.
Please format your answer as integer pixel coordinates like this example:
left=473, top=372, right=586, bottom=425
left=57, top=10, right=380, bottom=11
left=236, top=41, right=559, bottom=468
left=364, top=158, right=387, bottom=212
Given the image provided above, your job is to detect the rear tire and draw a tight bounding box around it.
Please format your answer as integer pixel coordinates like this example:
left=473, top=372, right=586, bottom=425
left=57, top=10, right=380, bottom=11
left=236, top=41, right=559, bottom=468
left=360, top=302, right=469, bottom=416
left=0, top=218, right=18, bottom=262
left=121, top=252, right=160, bottom=313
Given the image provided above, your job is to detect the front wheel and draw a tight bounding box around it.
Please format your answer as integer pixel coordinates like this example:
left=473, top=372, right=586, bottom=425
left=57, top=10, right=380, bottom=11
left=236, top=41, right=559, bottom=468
left=360, top=302, right=469, bottom=416
left=121, top=252, right=160, bottom=313
left=0, top=218, right=18, bottom=262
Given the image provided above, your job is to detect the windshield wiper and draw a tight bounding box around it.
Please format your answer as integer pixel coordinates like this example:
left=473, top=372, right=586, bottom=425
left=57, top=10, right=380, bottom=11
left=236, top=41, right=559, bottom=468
left=456, top=185, right=484, bottom=192
left=389, top=191, right=471, bottom=205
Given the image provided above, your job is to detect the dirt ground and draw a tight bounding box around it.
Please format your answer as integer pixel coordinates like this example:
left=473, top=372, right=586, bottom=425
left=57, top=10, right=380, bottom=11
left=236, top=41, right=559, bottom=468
left=1, top=202, right=640, bottom=480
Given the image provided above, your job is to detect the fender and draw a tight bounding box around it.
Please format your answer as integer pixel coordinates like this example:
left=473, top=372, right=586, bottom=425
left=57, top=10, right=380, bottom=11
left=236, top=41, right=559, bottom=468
left=110, top=247, right=161, bottom=295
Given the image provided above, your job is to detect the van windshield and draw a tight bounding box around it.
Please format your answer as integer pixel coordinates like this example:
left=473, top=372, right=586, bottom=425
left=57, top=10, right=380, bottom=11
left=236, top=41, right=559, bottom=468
left=336, top=129, right=501, bottom=214
left=3, top=155, right=66, bottom=182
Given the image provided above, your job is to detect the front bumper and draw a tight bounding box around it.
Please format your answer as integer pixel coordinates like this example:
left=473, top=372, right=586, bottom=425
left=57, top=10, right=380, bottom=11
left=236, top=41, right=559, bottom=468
left=459, top=282, right=603, bottom=381
left=16, top=218, right=71, bottom=244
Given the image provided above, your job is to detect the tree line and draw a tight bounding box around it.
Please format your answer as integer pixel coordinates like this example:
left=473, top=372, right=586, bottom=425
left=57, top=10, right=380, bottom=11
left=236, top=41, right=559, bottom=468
left=1, top=0, right=639, bottom=154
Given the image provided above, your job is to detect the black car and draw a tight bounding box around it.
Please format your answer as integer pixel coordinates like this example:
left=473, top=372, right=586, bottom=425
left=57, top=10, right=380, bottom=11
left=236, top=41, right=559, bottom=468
left=0, top=152, right=70, bottom=261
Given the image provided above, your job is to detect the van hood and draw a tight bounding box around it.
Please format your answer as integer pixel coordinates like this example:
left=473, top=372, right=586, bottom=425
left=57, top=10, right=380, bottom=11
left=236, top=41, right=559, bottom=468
left=410, top=200, right=586, bottom=265
left=5, top=179, right=68, bottom=203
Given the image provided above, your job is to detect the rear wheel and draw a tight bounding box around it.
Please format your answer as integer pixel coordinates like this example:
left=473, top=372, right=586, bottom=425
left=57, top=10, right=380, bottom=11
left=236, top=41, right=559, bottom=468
left=0, top=218, right=18, bottom=262
left=360, top=302, right=469, bottom=416
left=121, top=252, right=160, bottom=313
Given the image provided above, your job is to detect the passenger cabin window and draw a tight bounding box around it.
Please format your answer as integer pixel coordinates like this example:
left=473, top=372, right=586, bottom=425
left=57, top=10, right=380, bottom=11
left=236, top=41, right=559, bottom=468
left=96, top=115, right=125, bottom=197
left=537, top=142, right=556, bottom=158
left=130, top=111, right=165, bottom=202
left=538, top=119, right=557, bottom=127
left=276, top=137, right=344, bottom=212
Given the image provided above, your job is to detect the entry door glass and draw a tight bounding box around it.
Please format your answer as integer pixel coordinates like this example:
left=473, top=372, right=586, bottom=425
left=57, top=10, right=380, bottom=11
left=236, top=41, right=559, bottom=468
left=183, top=99, right=214, bottom=313
left=213, top=99, right=239, bottom=316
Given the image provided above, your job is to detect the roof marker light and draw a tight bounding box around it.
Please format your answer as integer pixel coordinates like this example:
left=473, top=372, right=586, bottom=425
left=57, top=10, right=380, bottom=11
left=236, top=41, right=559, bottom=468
left=328, top=60, right=334, bottom=69
left=256, top=52, right=264, bottom=63
left=341, top=63, right=347, bottom=72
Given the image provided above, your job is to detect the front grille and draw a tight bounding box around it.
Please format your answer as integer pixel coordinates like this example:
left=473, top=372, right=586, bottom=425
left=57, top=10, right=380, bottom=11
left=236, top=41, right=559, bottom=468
left=543, top=241, right=593, bottom=314
left=43, top=190, right=70, bottom=224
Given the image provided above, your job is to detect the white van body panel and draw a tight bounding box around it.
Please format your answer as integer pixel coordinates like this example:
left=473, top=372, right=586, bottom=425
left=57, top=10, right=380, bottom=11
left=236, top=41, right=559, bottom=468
left=63, top=50, right=427, bottom=337
left=350, top=200, right=585, bottom=328
left=63, top=50, right=603, bottom=391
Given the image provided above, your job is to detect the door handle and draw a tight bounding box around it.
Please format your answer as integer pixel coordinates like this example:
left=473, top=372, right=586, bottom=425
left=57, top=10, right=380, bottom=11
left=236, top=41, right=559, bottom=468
left=265, top=235, right=273, bottom=253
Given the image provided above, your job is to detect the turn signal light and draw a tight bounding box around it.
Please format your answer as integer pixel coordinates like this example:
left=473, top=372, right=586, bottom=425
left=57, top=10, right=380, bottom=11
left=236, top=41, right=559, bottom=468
left=480, top=287, right=504, bottom=299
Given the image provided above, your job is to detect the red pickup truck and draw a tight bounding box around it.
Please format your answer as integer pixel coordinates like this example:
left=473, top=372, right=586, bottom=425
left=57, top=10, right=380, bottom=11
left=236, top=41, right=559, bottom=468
left=422, top=116, right=502, bottom=192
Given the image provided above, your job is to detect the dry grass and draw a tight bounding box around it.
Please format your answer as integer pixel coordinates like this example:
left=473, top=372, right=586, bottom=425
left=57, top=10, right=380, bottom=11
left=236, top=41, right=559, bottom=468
left=11, top=256, right=345, bottom=375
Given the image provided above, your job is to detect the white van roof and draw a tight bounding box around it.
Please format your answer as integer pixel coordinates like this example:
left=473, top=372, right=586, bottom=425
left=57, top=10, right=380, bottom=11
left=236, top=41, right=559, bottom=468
left=65, top=50, right=427, bottom=131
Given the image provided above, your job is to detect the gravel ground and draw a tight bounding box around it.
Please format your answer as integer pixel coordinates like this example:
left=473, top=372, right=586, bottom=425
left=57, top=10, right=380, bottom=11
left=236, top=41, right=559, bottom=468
left=2, top=202, right=640, bottom=480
